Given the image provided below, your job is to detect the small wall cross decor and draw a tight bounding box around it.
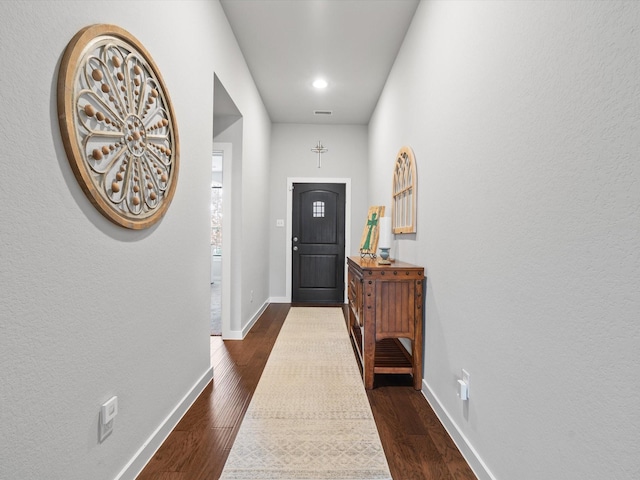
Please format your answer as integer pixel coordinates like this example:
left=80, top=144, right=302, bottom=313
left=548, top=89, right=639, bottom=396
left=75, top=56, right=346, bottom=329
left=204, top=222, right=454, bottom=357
left=311, top=141, right=328, bottom=168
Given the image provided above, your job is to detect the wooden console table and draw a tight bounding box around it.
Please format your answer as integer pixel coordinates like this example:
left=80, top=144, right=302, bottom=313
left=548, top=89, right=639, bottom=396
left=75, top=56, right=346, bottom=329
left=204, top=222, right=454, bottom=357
left=347, top=256, right=424, bottom=389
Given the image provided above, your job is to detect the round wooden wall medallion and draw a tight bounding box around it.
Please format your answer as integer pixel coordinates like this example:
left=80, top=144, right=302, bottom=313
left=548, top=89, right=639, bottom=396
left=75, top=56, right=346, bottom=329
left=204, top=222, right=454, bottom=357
left=57, top=24, right=179, bottom=229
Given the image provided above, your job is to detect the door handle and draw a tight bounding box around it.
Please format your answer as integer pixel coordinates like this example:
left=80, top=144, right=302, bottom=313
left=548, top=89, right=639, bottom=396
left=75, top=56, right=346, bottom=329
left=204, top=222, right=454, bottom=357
left=293, top=236, right=298, bottom=242
left=293, top=246, right=298, bottom=251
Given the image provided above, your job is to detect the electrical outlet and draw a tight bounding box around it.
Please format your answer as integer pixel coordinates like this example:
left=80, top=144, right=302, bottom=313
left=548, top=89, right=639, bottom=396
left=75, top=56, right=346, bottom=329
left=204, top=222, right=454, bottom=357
left=457, top=380, right=469, bottom=400
left=99, top=418, right=114, bottom=443
left=462, top=369, right=470, bottom=399
left=99, top=396, right=117, bottom=443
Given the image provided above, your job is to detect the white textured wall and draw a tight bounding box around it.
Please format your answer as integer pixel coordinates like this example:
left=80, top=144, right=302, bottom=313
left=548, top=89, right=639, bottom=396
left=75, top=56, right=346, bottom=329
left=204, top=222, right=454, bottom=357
left=268, top=124, right=368, bottom=299
left=239, top=112, right=272, bottom=325
left=369, top=1, right=640, bottom=479
left=0, top=1, right=270, bottom=479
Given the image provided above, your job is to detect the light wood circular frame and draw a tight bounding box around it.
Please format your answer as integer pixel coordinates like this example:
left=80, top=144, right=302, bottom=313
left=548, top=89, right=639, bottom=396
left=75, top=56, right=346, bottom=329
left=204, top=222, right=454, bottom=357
left=57, top=24, right=179, bottom=229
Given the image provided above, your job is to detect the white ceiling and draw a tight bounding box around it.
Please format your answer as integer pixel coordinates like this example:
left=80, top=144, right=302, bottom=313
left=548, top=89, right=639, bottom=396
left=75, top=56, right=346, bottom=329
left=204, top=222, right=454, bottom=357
left=220, top=0, right=420, bottom=125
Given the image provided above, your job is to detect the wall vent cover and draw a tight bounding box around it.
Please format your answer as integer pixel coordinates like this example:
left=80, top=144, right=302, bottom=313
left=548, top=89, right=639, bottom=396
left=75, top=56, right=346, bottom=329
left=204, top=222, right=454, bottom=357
left=313, top=110, right=333, bottom=116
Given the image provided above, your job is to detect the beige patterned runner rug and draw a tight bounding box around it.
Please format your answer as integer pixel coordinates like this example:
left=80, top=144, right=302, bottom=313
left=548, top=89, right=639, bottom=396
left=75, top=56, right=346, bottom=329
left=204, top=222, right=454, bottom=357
left=219, top=307, right=392, bottom=480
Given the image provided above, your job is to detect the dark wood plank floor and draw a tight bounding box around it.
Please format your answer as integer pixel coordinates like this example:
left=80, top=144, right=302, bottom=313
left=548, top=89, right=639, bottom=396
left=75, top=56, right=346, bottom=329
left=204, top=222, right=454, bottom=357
left=136, top=304, right=476, bottom=480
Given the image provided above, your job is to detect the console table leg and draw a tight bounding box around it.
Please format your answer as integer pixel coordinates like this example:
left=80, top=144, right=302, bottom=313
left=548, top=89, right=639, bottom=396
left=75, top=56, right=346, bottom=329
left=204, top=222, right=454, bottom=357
left=364, top=336, right=375, bottom=389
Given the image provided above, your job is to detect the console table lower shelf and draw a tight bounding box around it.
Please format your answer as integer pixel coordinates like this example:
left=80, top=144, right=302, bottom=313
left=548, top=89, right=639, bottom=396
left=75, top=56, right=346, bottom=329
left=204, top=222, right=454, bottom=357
left=350, top=327, right=413, bottom=377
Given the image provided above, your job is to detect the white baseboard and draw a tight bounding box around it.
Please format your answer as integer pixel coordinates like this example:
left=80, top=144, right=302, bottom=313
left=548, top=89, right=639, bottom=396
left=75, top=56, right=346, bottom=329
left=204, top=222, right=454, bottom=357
left=115, top=366, right=214, bottom=480
left=421, top=380, right=497, bottom=480
left=269, top=296, right=288, bottom=303
left=225, top=299, right=270, bottom=340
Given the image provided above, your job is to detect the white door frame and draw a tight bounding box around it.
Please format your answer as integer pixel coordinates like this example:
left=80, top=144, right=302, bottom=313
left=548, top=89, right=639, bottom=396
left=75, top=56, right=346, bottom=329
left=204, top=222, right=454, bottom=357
left=285, top=177, right=351, bottom=303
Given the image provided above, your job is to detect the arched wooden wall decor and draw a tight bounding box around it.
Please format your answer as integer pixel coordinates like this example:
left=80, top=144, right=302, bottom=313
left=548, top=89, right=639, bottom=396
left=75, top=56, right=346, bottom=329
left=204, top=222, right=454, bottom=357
left=57, top=24, right=179, bottom=229
left=391, top=146, right=417, bottom=234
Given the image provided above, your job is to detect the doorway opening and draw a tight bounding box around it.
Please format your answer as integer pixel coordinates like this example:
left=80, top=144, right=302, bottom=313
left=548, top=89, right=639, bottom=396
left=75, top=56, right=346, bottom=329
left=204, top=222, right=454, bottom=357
left=210, top=151, right=223, bottom=335
left=212, top=74, right=242, bottom=339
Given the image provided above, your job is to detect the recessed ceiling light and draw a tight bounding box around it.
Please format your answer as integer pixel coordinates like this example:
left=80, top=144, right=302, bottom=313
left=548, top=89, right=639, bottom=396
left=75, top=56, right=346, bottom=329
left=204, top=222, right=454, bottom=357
left=313, top=78, right=328, bottom=89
